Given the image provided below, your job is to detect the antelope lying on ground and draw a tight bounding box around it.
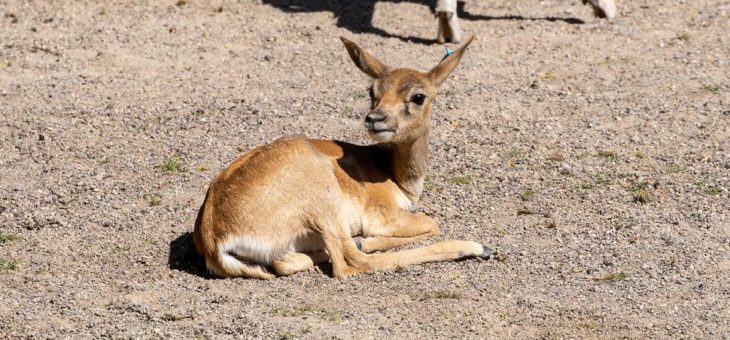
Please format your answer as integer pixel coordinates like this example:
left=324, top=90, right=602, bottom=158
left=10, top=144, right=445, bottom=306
left=436, top=0, right=617, bottom=43
left=193, top=35, right=493, bottom=279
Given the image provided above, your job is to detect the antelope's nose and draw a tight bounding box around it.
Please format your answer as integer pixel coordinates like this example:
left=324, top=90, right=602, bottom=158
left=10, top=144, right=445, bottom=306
left=364, top=111, right=386, bottom=127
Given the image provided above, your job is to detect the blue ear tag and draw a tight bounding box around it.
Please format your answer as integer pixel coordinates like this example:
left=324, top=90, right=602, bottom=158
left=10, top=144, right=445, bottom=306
left=440, top=47, right=454, bottom=63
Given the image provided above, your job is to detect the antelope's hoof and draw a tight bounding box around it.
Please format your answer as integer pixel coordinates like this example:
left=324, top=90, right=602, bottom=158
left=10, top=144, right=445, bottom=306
left=479, top=246, right=495, bottom=260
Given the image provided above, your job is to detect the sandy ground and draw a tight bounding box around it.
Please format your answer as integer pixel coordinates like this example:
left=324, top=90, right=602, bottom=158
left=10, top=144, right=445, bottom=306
left=1, top=0, right=729, bottom=338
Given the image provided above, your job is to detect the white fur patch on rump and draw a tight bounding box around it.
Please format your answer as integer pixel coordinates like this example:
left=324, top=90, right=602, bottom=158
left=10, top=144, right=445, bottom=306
left=218, top=235, right=278, bottom=265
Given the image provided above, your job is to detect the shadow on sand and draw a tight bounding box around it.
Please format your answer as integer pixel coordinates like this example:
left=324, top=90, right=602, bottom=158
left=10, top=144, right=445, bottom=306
left=262, top=0, right=584, bottom=45
left=168, top=232, right=213, bottom=278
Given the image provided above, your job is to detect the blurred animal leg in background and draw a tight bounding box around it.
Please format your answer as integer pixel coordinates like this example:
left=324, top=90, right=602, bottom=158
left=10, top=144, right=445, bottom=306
left=583, top=0, right=617, bottom=20
left=436, top=0, right=461, bottom=43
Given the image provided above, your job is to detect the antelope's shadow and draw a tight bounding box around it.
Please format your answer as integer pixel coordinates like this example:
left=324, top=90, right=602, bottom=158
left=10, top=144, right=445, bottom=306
left=168, top=232, right=212, bottom=278
left=261, top=0, right=584, bottom=45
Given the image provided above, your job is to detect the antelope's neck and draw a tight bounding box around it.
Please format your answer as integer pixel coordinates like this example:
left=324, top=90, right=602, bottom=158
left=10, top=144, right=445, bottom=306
left=391, top=135, right=429, bottom=202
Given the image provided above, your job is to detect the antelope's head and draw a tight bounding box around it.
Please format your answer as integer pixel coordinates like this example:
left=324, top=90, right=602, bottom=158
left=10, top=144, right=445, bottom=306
left=341, top=36, right=474, bottom=144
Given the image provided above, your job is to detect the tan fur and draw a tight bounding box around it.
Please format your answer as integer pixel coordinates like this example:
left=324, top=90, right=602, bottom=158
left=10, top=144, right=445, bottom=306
left=193, top=35, right=494, bottom=279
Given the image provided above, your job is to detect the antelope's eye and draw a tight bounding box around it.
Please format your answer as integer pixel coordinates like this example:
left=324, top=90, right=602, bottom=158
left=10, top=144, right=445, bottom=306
left=410, top=94, right=426, bottom=105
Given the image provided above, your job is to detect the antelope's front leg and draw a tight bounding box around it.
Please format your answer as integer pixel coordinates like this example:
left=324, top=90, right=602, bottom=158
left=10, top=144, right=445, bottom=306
left=359, top=211, right=440, bottom=253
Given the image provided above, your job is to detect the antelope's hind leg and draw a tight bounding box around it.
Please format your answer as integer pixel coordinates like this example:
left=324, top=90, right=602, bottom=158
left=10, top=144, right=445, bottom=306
left=272, top=251, right=329, bottom=276
left=273, top=231, right=330, bottom=276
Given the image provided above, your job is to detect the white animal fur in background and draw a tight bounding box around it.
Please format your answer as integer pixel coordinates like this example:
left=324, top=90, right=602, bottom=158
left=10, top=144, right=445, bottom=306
left=435, top=0, right=617, bottom=43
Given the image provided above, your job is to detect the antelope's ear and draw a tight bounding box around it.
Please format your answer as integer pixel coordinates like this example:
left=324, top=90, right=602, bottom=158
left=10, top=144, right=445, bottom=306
left=429, top=34, right=475, bottom=86
left=340, top=37, right=388, bottom=78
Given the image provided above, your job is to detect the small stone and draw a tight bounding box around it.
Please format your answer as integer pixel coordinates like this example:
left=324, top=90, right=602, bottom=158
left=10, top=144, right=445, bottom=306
left=560, top=163, right=571, bottom=175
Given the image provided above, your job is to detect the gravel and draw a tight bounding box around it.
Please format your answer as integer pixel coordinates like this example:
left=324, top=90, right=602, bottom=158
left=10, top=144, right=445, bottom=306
left=1, top=0, right=728, bottom=338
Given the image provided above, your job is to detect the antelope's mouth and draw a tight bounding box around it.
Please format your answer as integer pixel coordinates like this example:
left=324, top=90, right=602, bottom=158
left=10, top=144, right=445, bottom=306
left=367, top=127, right=396, bottom=140
left=368, top=127, right=394, bottom=133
